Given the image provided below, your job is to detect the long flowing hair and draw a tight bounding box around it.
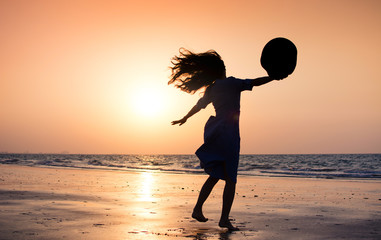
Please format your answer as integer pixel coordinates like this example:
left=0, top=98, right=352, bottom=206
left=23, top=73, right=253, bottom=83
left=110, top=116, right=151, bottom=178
left=168, top=48, right=226, bottom=94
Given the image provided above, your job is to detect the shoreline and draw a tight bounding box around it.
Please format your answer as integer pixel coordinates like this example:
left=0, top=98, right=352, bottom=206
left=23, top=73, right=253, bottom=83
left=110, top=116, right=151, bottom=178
left=0, top=165, right=380, bottom=239
left=1, top=153, right=380, bottom=180
left=1, top=163, right=380, bottom=181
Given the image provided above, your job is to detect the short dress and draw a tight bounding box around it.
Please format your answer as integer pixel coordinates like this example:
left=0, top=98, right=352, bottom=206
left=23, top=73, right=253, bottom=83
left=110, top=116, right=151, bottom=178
left=195, top=77, right=254, bottom=183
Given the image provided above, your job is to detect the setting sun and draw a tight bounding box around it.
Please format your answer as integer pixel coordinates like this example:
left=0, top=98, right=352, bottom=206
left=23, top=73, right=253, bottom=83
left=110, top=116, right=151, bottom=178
left=130, top=85, right=165, bottom=117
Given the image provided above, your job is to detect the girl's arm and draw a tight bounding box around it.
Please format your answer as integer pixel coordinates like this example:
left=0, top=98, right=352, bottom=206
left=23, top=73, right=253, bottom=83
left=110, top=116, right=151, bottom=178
left=171, top=104, right=202, bottom=126
left=251, top=76, right=277, bottom=87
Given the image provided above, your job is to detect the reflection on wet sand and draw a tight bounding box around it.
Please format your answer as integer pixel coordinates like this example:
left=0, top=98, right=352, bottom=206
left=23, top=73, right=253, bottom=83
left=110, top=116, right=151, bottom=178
left=138, top=171, right=155, bottom=202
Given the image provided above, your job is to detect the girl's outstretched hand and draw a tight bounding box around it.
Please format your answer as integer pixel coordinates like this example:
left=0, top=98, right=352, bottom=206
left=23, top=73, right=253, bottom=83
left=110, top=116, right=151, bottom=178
left=171, top=118, right=187, bottom=126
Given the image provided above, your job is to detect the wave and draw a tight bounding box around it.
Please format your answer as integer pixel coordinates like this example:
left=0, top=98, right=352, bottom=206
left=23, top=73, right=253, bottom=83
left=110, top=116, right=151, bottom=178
left=0, top=153, right=380, bottom=179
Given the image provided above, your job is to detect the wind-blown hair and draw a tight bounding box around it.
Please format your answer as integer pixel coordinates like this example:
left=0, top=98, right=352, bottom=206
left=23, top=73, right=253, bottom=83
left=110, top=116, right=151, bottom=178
left=168, top=48, right=226, bottom=94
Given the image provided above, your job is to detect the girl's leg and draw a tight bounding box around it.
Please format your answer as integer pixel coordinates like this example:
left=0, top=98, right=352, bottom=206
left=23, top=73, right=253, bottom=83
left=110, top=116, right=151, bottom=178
left=219, top=165, right=239, bottom=231
left=192, top=176, right=219, bottom=222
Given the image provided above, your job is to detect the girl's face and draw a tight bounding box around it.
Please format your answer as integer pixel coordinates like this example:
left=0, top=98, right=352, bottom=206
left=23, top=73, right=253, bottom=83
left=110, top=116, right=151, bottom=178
left=221, top=69, right=227, bottom=79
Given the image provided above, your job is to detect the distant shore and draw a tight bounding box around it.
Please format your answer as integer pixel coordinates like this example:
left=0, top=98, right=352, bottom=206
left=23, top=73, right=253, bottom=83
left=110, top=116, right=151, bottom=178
left=0, top=165, right=380, bottom=239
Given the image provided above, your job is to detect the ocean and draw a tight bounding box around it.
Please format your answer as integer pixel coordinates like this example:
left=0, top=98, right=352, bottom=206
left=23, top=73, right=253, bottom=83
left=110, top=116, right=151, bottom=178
left=0, top=154, right=380, bottom=179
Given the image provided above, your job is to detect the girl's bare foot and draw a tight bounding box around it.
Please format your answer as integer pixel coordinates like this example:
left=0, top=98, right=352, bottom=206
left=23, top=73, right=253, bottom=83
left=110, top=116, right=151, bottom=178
left=192, top=209, right=208, bottom=222
left=219, top=219, right=239, bottom=231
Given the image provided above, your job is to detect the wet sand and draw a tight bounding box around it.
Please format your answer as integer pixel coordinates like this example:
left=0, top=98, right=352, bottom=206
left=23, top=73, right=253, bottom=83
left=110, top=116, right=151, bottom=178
left=0, top=164, right=380, bottom=239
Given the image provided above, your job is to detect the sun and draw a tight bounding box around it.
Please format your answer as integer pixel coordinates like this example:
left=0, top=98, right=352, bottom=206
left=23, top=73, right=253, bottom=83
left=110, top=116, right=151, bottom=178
left=131, top=86, right=165, bottom=117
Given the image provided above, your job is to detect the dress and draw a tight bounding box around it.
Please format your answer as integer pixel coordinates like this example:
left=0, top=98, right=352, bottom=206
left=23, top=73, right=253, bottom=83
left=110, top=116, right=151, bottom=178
left=195, top=77, right=254, bottom=183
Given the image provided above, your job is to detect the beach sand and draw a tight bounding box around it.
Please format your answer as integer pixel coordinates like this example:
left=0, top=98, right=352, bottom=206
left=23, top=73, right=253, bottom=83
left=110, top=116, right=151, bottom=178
left=0, top=165, right=380, bottom=239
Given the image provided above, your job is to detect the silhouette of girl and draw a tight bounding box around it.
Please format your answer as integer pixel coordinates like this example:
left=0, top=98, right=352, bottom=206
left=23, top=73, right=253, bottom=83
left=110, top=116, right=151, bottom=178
left=169, top=48, right=283, bottom=231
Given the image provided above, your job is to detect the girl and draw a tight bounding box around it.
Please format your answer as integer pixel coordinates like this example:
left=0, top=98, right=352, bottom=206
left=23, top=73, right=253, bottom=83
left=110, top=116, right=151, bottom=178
left=169, top=48, right=282, bottom=231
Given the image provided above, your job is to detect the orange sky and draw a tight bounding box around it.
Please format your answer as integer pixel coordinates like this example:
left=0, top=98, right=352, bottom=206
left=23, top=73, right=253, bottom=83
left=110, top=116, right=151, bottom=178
left=1, top=0, right=380, bottom=154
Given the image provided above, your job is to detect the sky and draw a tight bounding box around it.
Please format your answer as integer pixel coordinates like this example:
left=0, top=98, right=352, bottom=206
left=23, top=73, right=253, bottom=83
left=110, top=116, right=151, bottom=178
left=0, top=0, right=380, bottom=154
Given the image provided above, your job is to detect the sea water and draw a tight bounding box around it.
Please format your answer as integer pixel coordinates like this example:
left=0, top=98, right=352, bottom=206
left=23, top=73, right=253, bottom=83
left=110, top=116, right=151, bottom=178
left=0, top=153, right=380, bottom=179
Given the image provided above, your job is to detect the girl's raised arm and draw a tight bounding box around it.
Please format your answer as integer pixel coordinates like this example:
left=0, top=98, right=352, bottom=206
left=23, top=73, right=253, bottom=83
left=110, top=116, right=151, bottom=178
left=250, top=76, right=277, bottom=87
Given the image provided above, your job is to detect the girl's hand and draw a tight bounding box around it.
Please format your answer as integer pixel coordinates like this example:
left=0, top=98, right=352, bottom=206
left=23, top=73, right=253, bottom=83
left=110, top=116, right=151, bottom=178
left=171, top=118, right=187, bottom=126
left=271, top=74, right=288, bottom=80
